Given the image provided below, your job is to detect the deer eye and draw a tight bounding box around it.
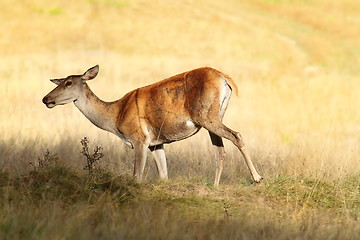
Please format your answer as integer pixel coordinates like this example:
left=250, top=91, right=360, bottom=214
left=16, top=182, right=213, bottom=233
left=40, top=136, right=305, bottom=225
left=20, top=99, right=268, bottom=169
left=65, top=81, right=72, bottom=86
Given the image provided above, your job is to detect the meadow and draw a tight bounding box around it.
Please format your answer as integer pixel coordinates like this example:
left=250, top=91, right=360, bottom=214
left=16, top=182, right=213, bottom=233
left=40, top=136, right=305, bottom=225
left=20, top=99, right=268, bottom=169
left=0, top=0, right=359, bottom=239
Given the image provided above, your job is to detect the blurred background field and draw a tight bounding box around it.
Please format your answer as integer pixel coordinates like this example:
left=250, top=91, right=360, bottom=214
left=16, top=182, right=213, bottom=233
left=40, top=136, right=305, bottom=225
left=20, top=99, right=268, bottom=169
left=1, top=0, right=359, bottom=181
left=1, top=0, right=360, bottom=239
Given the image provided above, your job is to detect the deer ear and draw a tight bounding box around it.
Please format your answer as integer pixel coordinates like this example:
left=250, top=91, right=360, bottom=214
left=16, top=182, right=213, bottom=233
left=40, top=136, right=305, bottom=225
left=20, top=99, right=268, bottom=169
left=82, top=65, right=99, bottom=81
left=50, top=79, right=63, bottom=85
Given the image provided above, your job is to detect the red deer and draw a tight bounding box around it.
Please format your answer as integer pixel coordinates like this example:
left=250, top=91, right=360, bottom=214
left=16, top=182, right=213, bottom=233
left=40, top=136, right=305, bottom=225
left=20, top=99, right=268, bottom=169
left=42, top=66, right=262, bottom=185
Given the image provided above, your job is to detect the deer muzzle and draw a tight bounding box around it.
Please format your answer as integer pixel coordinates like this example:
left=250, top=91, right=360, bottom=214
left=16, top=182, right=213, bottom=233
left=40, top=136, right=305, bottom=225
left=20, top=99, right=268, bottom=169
left=42, top=96, right=56, bottom=108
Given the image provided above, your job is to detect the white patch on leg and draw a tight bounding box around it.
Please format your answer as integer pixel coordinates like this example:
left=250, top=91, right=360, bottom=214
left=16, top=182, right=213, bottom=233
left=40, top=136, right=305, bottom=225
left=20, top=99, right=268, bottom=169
left=219, top=78, right=231, bottom=118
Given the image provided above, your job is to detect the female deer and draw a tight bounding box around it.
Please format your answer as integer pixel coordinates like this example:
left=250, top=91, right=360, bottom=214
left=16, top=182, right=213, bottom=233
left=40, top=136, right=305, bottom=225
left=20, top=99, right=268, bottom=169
left=42, top=65, right=262, bottom=185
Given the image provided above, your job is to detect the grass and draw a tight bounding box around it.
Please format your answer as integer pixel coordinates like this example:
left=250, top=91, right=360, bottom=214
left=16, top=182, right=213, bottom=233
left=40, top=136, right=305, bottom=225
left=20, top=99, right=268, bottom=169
left=0, top=160, right=359, bottom=239
left=1, top=0, right=360, bottom=238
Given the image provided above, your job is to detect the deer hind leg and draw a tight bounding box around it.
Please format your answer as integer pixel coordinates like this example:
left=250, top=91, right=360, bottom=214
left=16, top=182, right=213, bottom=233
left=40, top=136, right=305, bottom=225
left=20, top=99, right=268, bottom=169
left=203, top=120, right=263, bottom=183
left=149, top=144, right=168, bottom=180
left=209, top=131, right=226, bottom=186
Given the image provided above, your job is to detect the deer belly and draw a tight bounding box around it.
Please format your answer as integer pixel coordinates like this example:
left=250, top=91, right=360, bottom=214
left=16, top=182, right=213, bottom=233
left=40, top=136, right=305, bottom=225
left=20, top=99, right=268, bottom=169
left=150, top=120, right=201, bottom=145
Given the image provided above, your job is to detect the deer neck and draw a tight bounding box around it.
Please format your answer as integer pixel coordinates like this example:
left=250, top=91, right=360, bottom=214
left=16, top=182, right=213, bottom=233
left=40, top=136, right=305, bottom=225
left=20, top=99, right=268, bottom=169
left=74, top=83, right=119, bottom=134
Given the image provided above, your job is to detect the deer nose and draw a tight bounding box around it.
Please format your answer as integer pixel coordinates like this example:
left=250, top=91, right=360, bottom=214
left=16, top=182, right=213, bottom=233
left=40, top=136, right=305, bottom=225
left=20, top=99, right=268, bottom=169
left=42, top=96, right=48, bottom=104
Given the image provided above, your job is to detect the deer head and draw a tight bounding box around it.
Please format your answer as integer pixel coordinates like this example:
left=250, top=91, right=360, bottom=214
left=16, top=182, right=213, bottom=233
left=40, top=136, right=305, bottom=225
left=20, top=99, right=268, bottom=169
left=42, top=65, right=99, bottom=108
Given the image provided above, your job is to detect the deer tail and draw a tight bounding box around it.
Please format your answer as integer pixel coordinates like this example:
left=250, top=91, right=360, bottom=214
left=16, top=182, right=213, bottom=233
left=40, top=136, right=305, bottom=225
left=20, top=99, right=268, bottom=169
left=224, top=75, right=239, bottom=96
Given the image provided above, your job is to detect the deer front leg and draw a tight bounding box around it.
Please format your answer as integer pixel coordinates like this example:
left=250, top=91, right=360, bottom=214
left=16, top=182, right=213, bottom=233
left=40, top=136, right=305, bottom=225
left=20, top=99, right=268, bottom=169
left=133, top=143, right=148, bottom=181
left=149, top=144, right=168, bottom=180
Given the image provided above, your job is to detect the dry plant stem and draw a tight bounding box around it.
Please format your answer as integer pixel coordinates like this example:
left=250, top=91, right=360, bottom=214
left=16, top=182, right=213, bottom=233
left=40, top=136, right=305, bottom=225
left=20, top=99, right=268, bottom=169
left=81, top=137, right=103, bottom=174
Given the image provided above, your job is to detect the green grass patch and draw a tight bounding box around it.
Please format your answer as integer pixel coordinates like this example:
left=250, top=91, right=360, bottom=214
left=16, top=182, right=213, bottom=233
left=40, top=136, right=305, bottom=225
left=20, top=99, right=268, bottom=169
left=1, top=165, right=138, bottom=207
left=0, top=165, right=359, bottom=239
left=261, top=176, right=339, bottom=208
left=88, top=0, right=130, bottom=8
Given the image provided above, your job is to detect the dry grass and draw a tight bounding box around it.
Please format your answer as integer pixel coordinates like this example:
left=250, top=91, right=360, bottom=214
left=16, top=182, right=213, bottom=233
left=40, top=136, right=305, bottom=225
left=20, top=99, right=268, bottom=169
left=0, top=164, right=359, bottom=239
left=1, top=0, right=359, bottom=179
left=0, top=0, right=360, bottom=238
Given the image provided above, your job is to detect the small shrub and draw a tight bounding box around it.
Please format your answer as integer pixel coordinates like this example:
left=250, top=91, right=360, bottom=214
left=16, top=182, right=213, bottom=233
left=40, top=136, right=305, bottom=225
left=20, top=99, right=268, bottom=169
left=30, top=149, right=59, bottom=170
left=80, top=137, right=104, bottom=174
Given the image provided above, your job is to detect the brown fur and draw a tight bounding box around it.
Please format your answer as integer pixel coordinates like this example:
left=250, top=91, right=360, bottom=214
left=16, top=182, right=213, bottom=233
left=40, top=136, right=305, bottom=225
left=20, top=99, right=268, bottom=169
left=42, top=66, right=262, bottom=185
